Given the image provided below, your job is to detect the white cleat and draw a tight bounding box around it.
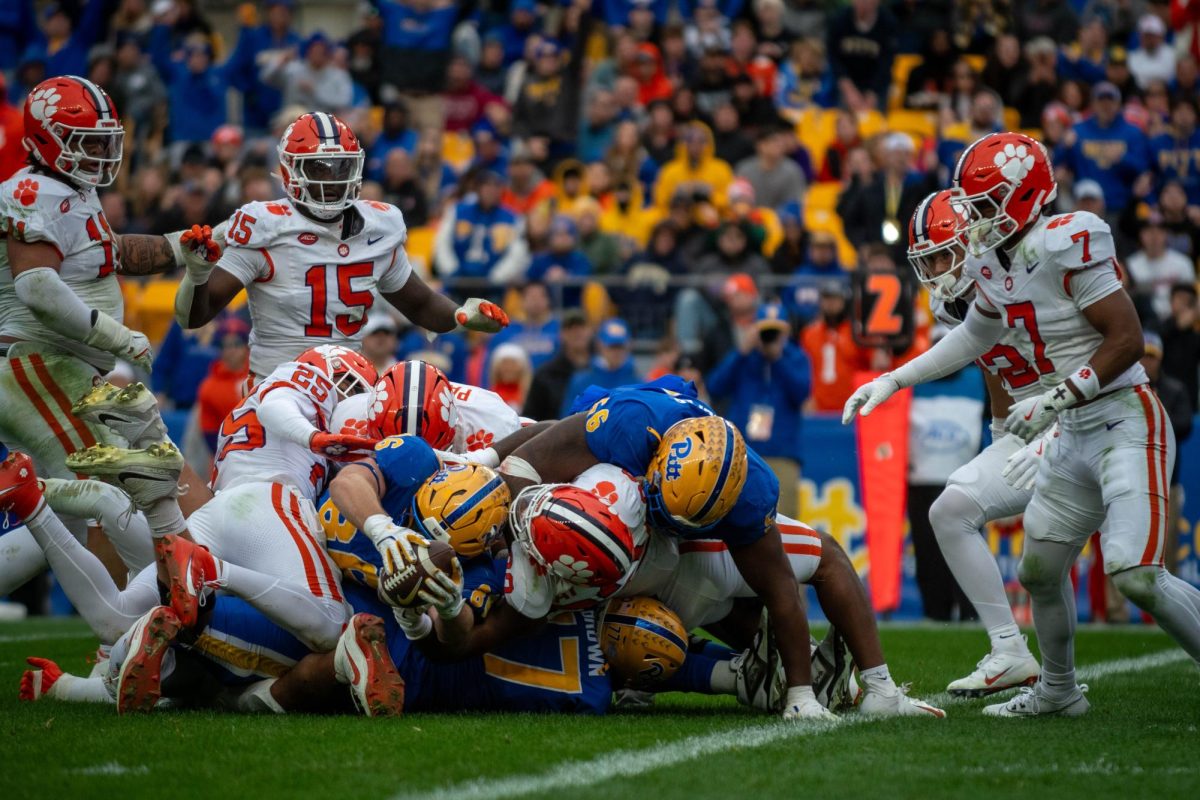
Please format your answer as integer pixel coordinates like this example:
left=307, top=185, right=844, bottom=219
left=860, top=684, right=947, bottom=718
left=333, top=613, right=405, bottom=717
left=947, top=645, right=1041, bottom=698
left=983, top=681, right=1090, bottom=718
left=65, top=443, right=183, bottom=508
left=734, top=608, right=786, bottom=713
left=811, top=627, right=856, bottom=711
left=72, top=382, right=168, bottom=449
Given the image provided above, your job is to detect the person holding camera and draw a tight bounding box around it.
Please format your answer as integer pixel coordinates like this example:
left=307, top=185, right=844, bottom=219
left=707, top=302, right=811, bottom=518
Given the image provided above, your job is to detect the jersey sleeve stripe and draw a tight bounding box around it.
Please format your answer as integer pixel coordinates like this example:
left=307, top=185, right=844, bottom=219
left=272, top=483, right=326, bottom=599
left=30, top=354, right=97, bottom=449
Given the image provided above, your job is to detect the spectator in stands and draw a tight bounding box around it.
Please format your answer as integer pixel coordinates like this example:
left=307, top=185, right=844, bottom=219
left=1014, top=37, right=1062, bottom=128
left=1154, top=179, right=1200, bottom=259
left=23, top=0, right=116, bottom=79
left=578, top=89, right=620, bottom=164
left=904, top=29, right=959, bottom=111
left=487, top=281, right=560, bottom=371
left=261, top=32, right=353, bottom=115
left=800, top=280, right=868, bottom=412
left=826, top=0, right=896, bottom=112
left=775, top=37, right=836, bottom=112
left=346, top=4, right=384, bottom=104
left=376, top=0, right=458, bottom=113
left=620, top=221, right=685, bottom=339
left=839, top=132, right=935, bottom=254
left=981, top=34, right=1027, bottom=111
left=1105, top=44, right=1138, bottom=99
left=501, top=145, right=555, bottom=215
left=151, top=179, right=211, bottom=235
left=111, top=33, right=166, bottom=159
left=489, top=343, right=533, bottom=413
left=1172, top=53, right=1198, bottom=102
left=196, top=318, right=251, bottom=455
left=443, top=56, right=504, bottom=134
left=366, top=103, right=419, bottom=184
left=1163, top=282, right=1200, bottom=406
left=157, top=37, right=227, bottom=146
left=0, top=76, right=24, bottom=181
left=653, top=121, right=735, bottom=209
left=769, top=201, right=804, bottom=273
left=708, top=302, right=810, bottom=517
left=1129, top=13, right=1177, bottom=90
left=435, top=171, right=529, bottom=289
left=378, top=150, right=429, bottom=226
left=735, top=125, right=806, bottom=211
left=710, top=104, right=755, bottom=167
left=360, top=315, right=400, bottom=374
left=511, top=8, right=589, bottom=152
left=524, top=309, right=592, bottom=421
left=1013, top=0, right=1079, bottom=45
left=0, top=0, right=36, bottom=73
left=469, top=122, right=509, bottom=175
left=677, top=271, right=761, bottom=371
left=528, top=215, right=592, bottom=307
left=937, top=88, right=1003, bottom=177
left=600, top=177, right=661, bottom=249
left=697, top=221, right=771, bottom=280
left=685, top=1, right=732, bottom=59
left=1152, top=98, right=1200, bottom=206
left=224, top=0, right=299, bottom=135
left=1060, top=81, right=1151, bottom=214
left=476, top=34, right=509, bottom=97
left=1072, top=178, right=1106, bottom=217
left=560, top=318, right=640, bottom=417
left=153, top=319, right=219, bottom=411
left=1057, top=16, right=1108, bottom=85
left=1128, top=212, right=1196, bottom=320
left=413, top=133, right=457, bottom=208
left=577, top=202, right=623, bottom=276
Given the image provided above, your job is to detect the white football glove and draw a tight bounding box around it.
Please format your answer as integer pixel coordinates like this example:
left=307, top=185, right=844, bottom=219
left=781, top=685, right=840, bottom=722
left=393, top=606, right=432, bottom=641
left=84, top=311, right=153, bottom=371
left=377, top=530, right=427, bottom=576
left=1000, top=425, right=1058, bottom=491
left=1005, top=389, right=1068, bottom=442
left=418, top=557, right=465, bottom=619
left=841, top=373, right=901, bottom=424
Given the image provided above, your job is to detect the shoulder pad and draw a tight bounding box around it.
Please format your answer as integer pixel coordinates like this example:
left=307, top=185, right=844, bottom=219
left=355, top=199, right=408, bottom=244
left=224, top=200, right=311, bottom=250
left=0, top=174, right=75, bottom=247
left=1040, top=211, right=1114, bottom=269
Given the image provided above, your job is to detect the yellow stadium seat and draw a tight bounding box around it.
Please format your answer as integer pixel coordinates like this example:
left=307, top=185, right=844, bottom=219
left=857, top=109, right=887, bottom=139
left=805, top=182, right=841, bottom=214
left=1003, top=107, right=1021, bottom=131
left=962, top=54, right=986, bottom=74
left=137, top=279, right=180, bottom=346
left=405, top=226, right=436, bottom=278
left=582, top=281, right=615, bottom=323
left=368, top=105, right=384, bottom=137
left=441, top=132, right=475, bottom=173
left=1019, top=128, right=1045, bottom=142
left=886, top=109, right=937, bottom=142
left=890, top=54, right=923, bottom=109
left=758, top=207, right=783, bottom=257
left=503, top=286, right=524, bottom=321
left=804, top=207, right=858, bottom=268
left=120, top=280, right=143, bottom=335
left=796, top=108, right=839, bottom=167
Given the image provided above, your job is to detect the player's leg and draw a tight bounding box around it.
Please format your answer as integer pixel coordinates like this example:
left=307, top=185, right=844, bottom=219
left=1098, top=388, right=1200, bottom=662
left=42, top=478, right=154, bottom=572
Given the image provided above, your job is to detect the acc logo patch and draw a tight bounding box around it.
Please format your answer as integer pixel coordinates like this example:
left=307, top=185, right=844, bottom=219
left=298, top=232, right=318, bottom=245
left=664, top=438, right=693, bottom=481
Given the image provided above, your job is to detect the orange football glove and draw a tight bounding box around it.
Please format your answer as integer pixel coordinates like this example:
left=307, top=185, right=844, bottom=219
left=180, top=224, right=221, bottom=263
left=309, top=432, right=379, bottom=462
left=455, top=298, right=510, bottom=333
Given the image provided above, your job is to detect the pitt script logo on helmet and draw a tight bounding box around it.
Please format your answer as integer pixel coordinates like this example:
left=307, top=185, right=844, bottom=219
left=908, top=189, right=973, bottom=303
left=648, top=416, right=747, bottom=531
left=412, top=462, right=510, bottom=558
left=951, top=132, right=1057, bottom=256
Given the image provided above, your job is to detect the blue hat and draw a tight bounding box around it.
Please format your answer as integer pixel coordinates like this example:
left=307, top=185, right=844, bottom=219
left=777, top=200, right=802, bottom=226
left=534, top=40, right=560, bottom=59
left=755, top=303, right=790, bottom=331
left=512, top=0, right=538, bottom=13
left=597, top=318, right=630, bottom=347
left=549, top=214, right=577, bottom=239
left=304, top=32, right=332, bottom=56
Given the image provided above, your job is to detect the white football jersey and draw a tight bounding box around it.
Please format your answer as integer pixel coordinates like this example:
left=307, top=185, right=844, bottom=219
left=965, top=211, right=1147, bottom=394
left=0, top=167, right=123, bottom=370
left=505, top=463, right=650, bottom=618
left=931, top=288, right=1042, bottom=404
left=211, top=359, right=339, bottom=498
left=215, top=198, right=413, bottom=378
left=450, top=382, right=522, bottom=454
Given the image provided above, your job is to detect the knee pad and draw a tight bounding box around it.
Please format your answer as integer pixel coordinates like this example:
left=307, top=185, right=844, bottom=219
left=1017, top=551, right=1061, bottom=595
left=1111, top=566, right=1161, bottom=610
left=929, top=487, right=986, bottom=544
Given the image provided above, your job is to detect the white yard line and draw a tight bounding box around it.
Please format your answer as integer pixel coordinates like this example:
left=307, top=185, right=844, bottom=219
left=69, top=762, right=149, bottom=776
left=0, top=631, right=95, bottom=644
left=396, top=648, right=1193, bottom=800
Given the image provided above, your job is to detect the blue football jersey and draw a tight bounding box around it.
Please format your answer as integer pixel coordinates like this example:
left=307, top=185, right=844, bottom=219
left=320, top=435, right=442, bottom=589
left=176, top=596, right=313, bottom=687
left=582, top=384, right=778, bottom=546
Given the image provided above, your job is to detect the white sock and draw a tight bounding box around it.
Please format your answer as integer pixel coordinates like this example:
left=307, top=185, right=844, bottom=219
left=709, top=660, right=737, bottom=693
left=990, top=624, right=1029, bottom=654
left=142, top=497, right=187, bottom=538
left=233, top=679, right=286, bottom=714
left=219, top=561, right=347, bottom=652
left=858, top=663, right=896, bottom=694
left=49, top=672, right=115, bottom=704
left=1019, top=539, right=1081, bottom=697
left=43, top=478, right=155, bottom=571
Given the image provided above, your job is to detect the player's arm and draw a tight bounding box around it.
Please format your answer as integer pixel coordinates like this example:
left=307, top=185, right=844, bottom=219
left=383, top=273, right=510, bottom=335
left=980, top=369, right=1014, bottom=433
left=257, top=384, right=377, bottom=462
left=414, top=598, right=545, bottom=661
left=1077, top=288, right=1144, bottom=387
left=497, top=414, right=600, bottom=495
left=7, top=238, right=152, bottom=369
left=177, top=266, right=245, bottom=328
left=728, top=523, right=813, bottom=689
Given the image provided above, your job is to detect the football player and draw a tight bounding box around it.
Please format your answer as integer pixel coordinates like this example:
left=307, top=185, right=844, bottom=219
left=0, top=75, right=218, bottom=595
left=845, top=132, right=1200, bottom=717
left=905, top=190, right=1042, bottom=696
left=173, top=111, right=509, bottom=383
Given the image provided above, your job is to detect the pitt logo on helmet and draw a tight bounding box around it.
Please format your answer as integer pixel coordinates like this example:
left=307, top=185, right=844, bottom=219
left=648, top=416, right=747, bottom=530
left=412, top=463, right=510, bottom=558
left=600, top=596, right=688, bottom=688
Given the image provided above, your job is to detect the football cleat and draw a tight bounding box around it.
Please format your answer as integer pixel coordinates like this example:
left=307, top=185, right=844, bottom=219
left=72, top=382, right=168, bottom=449
left=734, top=608, right=785, bottom=713
left=65, top=442, right=183, bottom=508
left=947, top=645, right=1040, bottom=697
left=155, top=535, right=219, bottom=627
left=334, top=613, right=405, bottom=717
left=983, top=681, right=1090, bottom=718
left=0, top=452, right=46, bottom=519
left=860, top=684, right=947, bottom=718
left=115, top=605, right=182, bottom=714
left=810, top=627, right=856, bottom=711
left=19, top=657, right=63, bottom=701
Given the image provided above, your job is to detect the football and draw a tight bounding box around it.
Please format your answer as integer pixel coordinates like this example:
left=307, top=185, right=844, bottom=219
left=377, top=538, right=456, bottom=608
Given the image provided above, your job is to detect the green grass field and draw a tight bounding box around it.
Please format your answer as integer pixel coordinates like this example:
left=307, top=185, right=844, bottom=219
left=1, top=618, right=1196, bottom=800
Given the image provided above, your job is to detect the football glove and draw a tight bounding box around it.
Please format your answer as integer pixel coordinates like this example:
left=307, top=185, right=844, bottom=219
left=393, top=606, right=432, bottom=641
left=309, top=432, right=379, bottom=461
left=1000, top=425, right=1058, bottom=491
left=454, top=297, right=510, bottom=333
left=841, top=373, right=901, bottom=424
left=378, top=531, right=428, bottom=577
left=781, top=685, right=840, bottom=722
left=1006, top=366, right=1100, bottom=441
left=85, top=311, right=153, bottom=371
left=418, top=557, right=465, bottom=619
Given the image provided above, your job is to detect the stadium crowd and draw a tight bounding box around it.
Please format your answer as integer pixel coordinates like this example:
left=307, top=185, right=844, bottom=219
left=2, top=0, right=1200, bottom=616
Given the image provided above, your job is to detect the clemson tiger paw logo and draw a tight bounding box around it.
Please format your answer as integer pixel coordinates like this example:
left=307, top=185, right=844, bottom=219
left=993, top=143, right=1035, bottom=182
left=465, top=430, right=494, bottom=451
left=12, top=179, right=39, bottom=207
left=438, top=386, right=457, bottom=426
left=27, top=87, right=60, bottom=123
left=551, top=554, right=595, bottom=582
left=264, top=202, right=292, bottom=216
left=590, top=480, right=619, bottom=507
left=369, top=384, right=390, bottom=417
left=340, top=417, right=369, bottom=436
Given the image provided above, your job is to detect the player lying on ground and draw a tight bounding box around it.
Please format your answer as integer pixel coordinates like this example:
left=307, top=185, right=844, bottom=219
left=846, top=132, right=1200, bottom=717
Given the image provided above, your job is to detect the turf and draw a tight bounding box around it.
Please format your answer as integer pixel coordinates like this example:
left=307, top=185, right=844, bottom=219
left=1, top=618, right=1196, bottom=800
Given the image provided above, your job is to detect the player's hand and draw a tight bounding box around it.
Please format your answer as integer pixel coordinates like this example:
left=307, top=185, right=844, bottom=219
left=1005, top=393, right=1061, bottom=442
left=781, top=685, right=840, bottom=723
left=377, top=531, right=428, bottom=576
left=841, top=373, right=900, bottom=424
left=455, top=297, right=509, bottom=333
left=309, top=432, right=379, bottom=461
left=122, top=330, right=154, bottom=372
left=1000, top=425, right=1057, bottom=491
left=392, top=605, right=432, bottom=641
left=418, top=557, right=464, bottom=619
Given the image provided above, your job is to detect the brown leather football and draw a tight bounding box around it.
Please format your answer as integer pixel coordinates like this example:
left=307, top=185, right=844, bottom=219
left=378, top=539, right=455, bottom=607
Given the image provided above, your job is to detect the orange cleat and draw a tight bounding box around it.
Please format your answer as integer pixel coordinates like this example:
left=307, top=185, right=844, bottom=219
left=115, top=606, right=182, bottom=714
left=333, top=613, right=405, bottom=717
